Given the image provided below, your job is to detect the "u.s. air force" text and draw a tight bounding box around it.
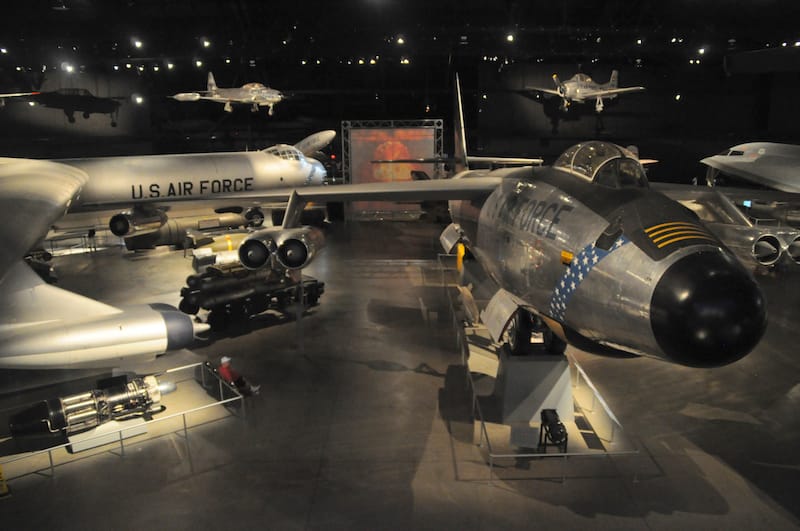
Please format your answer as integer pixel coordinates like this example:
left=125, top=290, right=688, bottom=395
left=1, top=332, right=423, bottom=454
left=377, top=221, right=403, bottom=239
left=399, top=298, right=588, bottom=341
left=131, top=177, right=254, bottom=199
left=490, top=195, right=574, bottom=239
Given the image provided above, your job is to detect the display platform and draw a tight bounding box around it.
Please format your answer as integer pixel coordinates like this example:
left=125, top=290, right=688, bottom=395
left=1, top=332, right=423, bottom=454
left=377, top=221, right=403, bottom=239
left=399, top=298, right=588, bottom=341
left=442, top=257, right=638, bottom=480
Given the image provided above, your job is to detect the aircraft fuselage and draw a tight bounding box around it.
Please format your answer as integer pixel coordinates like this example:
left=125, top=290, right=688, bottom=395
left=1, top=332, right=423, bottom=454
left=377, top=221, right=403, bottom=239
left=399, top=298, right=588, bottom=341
left=450, top=163, right=766, bottom=367
left=59, top=148, right=325, bottom=211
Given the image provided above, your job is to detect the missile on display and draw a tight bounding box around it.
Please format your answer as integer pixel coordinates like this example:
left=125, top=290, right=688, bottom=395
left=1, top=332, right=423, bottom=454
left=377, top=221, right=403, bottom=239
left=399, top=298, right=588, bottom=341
left=9, top=375, right=175, bottom=437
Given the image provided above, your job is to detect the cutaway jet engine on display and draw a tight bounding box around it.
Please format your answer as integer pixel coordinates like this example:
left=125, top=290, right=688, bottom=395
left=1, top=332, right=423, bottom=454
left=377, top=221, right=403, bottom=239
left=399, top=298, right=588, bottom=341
left=0, top=159, right=209, bottom=369
left=48, top=130, right=335, bottom=249
left=9, top=375, right=175, bottom=438
left=219, top=76, right=766, bottom=368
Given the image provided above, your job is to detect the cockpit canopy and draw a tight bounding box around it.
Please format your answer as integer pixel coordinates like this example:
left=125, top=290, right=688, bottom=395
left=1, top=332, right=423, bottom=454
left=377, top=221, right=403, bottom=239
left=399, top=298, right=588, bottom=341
left=554, top=141, right=649, bottom=189
left=265, top=144, right=304, bottom=161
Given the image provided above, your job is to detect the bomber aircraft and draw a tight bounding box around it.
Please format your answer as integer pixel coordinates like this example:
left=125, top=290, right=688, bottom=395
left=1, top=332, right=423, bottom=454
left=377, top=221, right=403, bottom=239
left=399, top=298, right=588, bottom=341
left=526, top=70, right=645, bottom=113
left=171, top=72, right=284, bottom=115
left=49, top=130, right=335, bottom=250
left=0, top=130, right=335, bottom=369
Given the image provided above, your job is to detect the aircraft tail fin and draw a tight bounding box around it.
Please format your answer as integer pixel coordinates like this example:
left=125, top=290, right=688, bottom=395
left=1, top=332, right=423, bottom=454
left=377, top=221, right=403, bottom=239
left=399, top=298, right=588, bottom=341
left=608, top=70, right=619, bottom=88
left=454, top=74, right=469, bottom=173
left=207, top=72, right=218, bottom=93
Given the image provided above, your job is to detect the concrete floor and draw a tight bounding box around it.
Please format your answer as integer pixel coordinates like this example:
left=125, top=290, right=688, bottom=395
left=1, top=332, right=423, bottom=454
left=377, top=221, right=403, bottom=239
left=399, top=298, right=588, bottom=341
left=1, top=219, right=799, bottom=530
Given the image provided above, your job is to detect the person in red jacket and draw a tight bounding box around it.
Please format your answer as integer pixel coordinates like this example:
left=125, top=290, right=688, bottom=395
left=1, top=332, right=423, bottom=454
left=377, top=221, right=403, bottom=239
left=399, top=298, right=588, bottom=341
left=218, top=356, right=260, bottom=395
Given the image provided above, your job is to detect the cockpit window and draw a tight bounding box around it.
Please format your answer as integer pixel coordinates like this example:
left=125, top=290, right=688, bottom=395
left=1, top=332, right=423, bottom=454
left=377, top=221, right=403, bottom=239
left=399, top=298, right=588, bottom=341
left=265, top=144, right=303, bottom=161
left=728, top=150, right=744, bottom=156
left=554, top=141, right=649, bottom=188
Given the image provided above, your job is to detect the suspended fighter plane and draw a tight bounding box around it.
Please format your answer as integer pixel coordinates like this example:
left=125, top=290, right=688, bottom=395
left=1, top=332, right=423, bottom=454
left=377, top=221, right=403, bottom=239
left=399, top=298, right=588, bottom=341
left=217, top=76, right=766, bottom=368
left=526, top=70, right=645, bottom=112
left=50, top=130, right=335, bottom=250
left=171, top=72, right=285, bottom=115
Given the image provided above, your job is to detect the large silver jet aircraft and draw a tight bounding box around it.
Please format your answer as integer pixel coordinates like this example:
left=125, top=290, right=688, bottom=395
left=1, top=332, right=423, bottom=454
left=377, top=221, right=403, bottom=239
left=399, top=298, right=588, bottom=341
left=219, top=76, right=767, bottom=368
left=171, top=72, right=284, bottom=115
left=702, top=142, right=800, bottom=193
left=0, top=159, right=209, bottom=369
left=527, top=70, right=645, bottom=112
left=50, top=130, right=335, bottom=249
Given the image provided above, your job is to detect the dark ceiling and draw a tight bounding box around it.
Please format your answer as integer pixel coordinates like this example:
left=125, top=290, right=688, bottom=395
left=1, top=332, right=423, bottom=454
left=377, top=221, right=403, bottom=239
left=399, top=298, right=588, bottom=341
left=2, top=0, right=798, bottom=85
left=0, top=0, right=797, bottom=165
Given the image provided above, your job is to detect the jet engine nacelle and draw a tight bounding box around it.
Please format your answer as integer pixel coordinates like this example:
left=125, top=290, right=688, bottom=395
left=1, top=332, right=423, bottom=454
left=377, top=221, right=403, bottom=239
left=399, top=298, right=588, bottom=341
left=238, top=226, right=325, bottom=271
left=109, top=209, right=167, bottom=237
left=752, top=234, right=800, bottom=266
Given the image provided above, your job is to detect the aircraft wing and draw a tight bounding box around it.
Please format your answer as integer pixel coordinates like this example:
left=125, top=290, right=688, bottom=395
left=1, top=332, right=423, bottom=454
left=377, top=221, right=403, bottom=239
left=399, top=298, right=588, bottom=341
left=215, top=175, right=502, bottom=205
left=585, top=87, right=646, bottom=98
left=0, top=158, right=207, bottom=369
left=0, top=91, right=39, bottom=98
left=524, top=86, right=562, bottom=97
left=0, top=158, right=88, bottom=282
left=262, top=176, right=503, bottom=229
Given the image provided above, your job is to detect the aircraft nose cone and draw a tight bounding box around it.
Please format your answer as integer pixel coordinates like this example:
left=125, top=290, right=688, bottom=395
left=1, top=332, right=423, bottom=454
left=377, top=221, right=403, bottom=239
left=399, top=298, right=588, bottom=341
left=650, top=250, right=766, bottom=367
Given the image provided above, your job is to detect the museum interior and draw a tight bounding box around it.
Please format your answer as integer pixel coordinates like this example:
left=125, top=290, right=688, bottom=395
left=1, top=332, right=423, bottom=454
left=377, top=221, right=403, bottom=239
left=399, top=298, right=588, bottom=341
left=0, top=1, right=799, bottom=529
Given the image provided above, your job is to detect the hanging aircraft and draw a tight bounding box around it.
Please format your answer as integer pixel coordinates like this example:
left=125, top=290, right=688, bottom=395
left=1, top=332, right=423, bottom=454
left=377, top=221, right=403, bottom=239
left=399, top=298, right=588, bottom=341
left=212, top=76, right=766, bottom=369
left=526, top=70, right=645, bottom=112
left=0, top=158, right=209, bottom=369
left=49, top=130, right=335, bottom=250
left=4, top=88, right=124, bottom=126
left=171, top=72, right=284, bottom=115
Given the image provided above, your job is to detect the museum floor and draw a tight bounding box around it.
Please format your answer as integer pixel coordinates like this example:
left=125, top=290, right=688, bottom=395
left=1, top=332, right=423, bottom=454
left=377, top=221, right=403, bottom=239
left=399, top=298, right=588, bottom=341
left=1, top=219, right=799, bottom=530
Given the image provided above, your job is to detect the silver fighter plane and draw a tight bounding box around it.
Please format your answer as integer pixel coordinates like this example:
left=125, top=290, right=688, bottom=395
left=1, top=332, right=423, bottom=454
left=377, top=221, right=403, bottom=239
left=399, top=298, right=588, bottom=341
left=527, top=70, right=645, bottom=112
left=225, top=77, right=766, bottom=368
left=171, top=72, right=284, bottom=115
left=0, top=159, right=209, bottom=369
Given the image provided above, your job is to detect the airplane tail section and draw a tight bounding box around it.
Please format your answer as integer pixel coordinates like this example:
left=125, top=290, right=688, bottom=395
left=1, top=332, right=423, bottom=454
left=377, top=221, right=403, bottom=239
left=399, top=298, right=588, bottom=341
left=207, top=72, right=218, bottom=93
left=453, top=74, right=469, bottom=173
left=607, top=70, right=619, bottom=89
